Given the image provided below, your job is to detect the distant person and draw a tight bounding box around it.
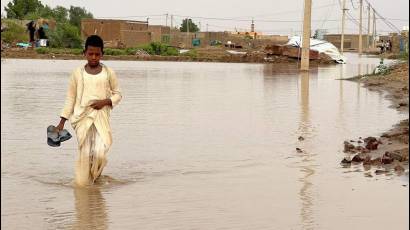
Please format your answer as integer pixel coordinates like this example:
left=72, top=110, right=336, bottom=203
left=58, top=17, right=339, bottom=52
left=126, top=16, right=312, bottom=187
left=380, top=40, right=385, bottom=53
left=26, top=21, right=36, bottom=43
left=55, top=35, right=122, bottom=186
left=37, top=26, right=47, bottom=39
left=387, top=40, right=392, bottom=52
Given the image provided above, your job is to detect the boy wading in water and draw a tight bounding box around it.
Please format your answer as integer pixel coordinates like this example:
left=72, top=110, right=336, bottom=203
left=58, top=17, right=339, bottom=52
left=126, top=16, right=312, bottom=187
left=56, top=35, right=122, bottom=186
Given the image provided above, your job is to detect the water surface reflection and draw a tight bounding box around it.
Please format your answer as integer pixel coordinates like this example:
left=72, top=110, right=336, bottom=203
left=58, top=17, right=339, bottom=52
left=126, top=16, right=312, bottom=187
left=73, top=186, right=108, bottom=230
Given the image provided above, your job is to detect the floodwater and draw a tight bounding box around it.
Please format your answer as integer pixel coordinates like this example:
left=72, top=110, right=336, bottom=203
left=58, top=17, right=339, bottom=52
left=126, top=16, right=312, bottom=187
left=1, top=54, right=408, bottom=230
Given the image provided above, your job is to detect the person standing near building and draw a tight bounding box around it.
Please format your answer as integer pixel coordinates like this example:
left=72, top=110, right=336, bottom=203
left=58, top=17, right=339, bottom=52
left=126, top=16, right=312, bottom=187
left=380, top=40, right=385, bottom=53
left=56, top=35, right=122, bottom=186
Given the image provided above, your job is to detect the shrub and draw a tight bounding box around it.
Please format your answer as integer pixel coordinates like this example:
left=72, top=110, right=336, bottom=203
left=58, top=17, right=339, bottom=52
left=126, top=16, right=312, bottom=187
left=104, top=48, right=126, bottom=56
left=125, top=47, right=137, bottom=55
left=70, top=48, right=83, bottom=55
left=1, top=20, right=27, bottom=43
left=164, top=47, right=179, bottom=56
left=48, top=22, right=82, bottom=48
left=135, top=42, right=179, bottom=56
left=35, top=47, right=50, bottom=54
left=181, top=49, right=198, bottom=58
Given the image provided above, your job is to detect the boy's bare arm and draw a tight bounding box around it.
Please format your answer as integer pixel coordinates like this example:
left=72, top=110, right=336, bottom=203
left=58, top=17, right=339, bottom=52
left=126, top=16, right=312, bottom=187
left=56, top=117, right=67, bottom=131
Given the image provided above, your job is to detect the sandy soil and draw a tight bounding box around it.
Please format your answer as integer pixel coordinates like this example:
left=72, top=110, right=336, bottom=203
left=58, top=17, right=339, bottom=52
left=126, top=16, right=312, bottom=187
left=342, top=62, right=409, bottom=176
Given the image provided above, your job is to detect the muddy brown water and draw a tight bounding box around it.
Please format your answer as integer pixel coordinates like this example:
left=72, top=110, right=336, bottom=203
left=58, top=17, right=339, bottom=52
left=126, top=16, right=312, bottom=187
left=1, top=53, right=408, bottom=230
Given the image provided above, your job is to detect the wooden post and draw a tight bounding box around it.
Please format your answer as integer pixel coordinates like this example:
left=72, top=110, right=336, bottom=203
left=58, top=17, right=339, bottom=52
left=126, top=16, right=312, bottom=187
left=340, top=0, right=347, bottom=53
left=187, top=18, right=190, bottom=48
left=367, top=4, right=371, bottom=49
left=372, top=8, right=376, bottom=48
left=358, top=0, right=363, bottom=54
left=300, top=0, right=312, bottom=71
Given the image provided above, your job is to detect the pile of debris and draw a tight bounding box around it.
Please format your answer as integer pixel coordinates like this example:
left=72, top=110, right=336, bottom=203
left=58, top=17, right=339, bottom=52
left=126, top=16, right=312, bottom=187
left=134, top=49, right=150, bottom=57
left=265, top=36, right=347, bottom=64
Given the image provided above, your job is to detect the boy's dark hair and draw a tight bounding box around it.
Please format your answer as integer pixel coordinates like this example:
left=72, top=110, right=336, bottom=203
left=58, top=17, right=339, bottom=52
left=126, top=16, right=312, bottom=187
left=84, top=35, right=104, bottom=53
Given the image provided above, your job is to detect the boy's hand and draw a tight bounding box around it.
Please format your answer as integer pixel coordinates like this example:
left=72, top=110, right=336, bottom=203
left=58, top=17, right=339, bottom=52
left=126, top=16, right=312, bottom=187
left=90, top=99, right=111, bottom=110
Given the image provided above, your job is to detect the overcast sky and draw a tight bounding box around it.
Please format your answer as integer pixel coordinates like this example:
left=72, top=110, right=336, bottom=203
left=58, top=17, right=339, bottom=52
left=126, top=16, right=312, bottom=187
left=1, top=0, right=408, bottom=35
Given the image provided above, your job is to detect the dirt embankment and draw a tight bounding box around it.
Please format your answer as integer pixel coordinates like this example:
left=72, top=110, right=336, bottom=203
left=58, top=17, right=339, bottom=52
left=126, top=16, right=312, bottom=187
left=1, top=47, right=335, bottom=65
left=341, top=62, right=409, bottom=177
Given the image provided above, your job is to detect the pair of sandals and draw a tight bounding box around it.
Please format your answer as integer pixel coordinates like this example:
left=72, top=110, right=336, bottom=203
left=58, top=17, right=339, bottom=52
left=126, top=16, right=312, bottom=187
left=47, top=125, right=72, bottom=147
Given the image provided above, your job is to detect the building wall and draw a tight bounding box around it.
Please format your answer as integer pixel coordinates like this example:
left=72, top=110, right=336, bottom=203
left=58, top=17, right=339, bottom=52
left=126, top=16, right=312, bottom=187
left=148, top=25, right=171, bottom=43
left=120, top=21, right=148, bottom=31
left=81, top=19, right=122, bottom=43
left=81, top=19, right=149, bottom=48
left=169, top=30, right=288, bottom=48
left=324, top=34, right=369, bottom=50
left=120, top=30, right=151, bottom=47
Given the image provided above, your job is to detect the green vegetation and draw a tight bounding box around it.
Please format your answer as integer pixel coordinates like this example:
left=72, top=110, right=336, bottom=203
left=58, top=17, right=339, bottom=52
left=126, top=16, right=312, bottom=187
left=31, top=43, right=182, bottom=57
left=104, top=48, right=127, bottom=56
left=4, top=0, right=93, bottom=25
left=4, top=0, right=92, bottom=48
left=48, top=22, right=82, bottom=48
left=87, top=43, right=179, bottom=56
left=34, top=47, right=83, bottom=55
left=35, top=47, right=49, bottom=54
left=1, top=19, right=27, bottom=43
left=180, top=49, right=198, bottom=58
left=125, top=47, right=139, bottom=55
left=399, top=51, right=409, bottom=61
left=179, top=18, right=200, bottom=32
left=68, top=6, right=93, bottom=30
left=136, top=42, right=179, bottom=56
left=4, top=0, right=44, bottom=19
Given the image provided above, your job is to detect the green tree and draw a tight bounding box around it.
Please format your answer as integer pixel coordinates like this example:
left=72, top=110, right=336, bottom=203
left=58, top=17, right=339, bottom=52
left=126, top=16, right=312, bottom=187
left=39, top=5, right=53, bottom=18
left=52, top=6, right=68, bottom=22
left=4, top=0, right=44, bottom=19
left=69, top=6, right=93, bottom=29
left=48, top=22, right=82, bottom=48
left=179, top=18, right=199, bottom=32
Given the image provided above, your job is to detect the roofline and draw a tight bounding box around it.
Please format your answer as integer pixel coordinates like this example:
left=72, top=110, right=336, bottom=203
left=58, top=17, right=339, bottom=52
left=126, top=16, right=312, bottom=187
left=81, top=18, right=148, bottom=24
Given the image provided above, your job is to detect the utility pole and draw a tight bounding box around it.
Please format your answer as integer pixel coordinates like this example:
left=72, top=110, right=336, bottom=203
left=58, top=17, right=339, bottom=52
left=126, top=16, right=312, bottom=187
left=340, top=0, right=347, bottom=53
left=367, top=4, right=371, bottom=49
left=358, top=0, right=363, bottom=55
left=300, top=0, right=312, bottom=71
left=170, top=15, right=173, bottom=29
left=165, top=13, right=168, bottom=27
left=187, top=18, right=190, bottom=48
left=206, top=23, right=208, bottom=32
left=372, top=8, right=376, bottom=48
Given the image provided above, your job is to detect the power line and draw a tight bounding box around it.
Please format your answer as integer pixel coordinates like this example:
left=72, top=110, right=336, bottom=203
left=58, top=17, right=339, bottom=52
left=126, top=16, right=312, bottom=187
left=97, top=14, right=166, bottom=19
left=319, top=0, right=337, bottom=29
left=362, top=0, right=401, bottom=33
left=229, top=2, right=339, bottom=20
left=350, top=0, right=358, bottom=9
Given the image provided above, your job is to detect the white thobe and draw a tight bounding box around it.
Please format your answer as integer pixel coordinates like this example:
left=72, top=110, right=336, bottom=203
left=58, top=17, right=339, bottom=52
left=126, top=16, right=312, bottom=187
left=60, top=64, right=122, bottom=185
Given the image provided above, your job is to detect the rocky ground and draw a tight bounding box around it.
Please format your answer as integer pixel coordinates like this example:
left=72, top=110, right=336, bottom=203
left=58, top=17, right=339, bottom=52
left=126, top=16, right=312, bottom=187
left=342, top=62, right=409, bottom=177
